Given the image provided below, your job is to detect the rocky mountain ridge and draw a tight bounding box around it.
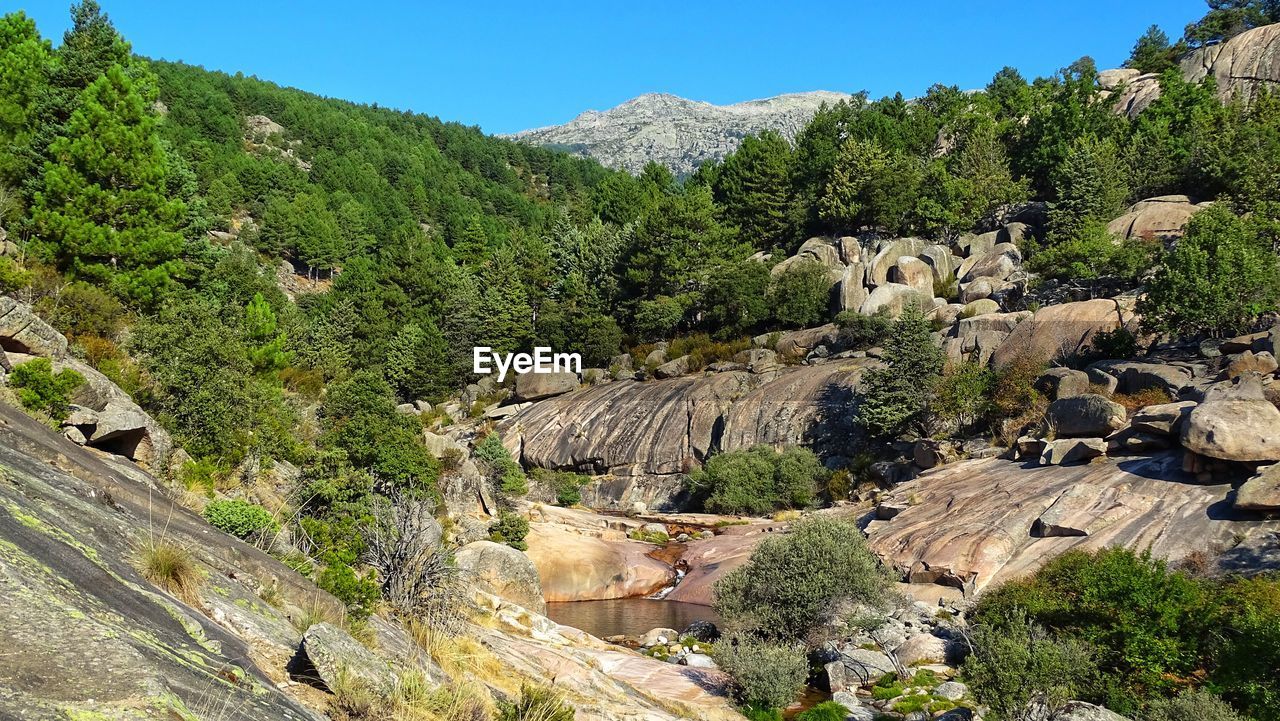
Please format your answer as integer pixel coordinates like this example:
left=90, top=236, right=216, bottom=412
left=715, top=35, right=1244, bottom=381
left=507, top=91, right=850, bottom=176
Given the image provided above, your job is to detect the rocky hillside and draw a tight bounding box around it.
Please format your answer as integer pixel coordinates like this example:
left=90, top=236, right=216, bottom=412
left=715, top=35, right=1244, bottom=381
left=506, top=91, right=850, bottom=175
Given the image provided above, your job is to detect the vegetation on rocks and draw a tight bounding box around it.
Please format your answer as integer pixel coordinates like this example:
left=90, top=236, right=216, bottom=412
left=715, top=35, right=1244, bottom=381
left=687, top=445, right=827, bottom=515
left=8, top=356, right=82, bottom=420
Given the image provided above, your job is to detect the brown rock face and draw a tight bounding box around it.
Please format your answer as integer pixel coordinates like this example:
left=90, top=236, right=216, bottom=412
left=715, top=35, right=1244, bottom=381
left=455, top=540, right=547, bottom=613
left=865, top=454, right=1277, bottom=592
left=991, top=299, right=1126, bottom=368
left=1183, top=24, right=1280, bottom=105
left=524, top=524, right=674, bottom=602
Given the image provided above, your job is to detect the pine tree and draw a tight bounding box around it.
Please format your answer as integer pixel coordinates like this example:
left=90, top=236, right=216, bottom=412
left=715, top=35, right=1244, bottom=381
left=856, top=305, right=944, bottom=439
left=819, top=137, right=889, bottom=234
left=245, top=292, right=289, bottom=372
left=1046, top=135, right=1129, bottom=242
left=716, top=130, right=794, bottom=250
left=385, top=320, right=452, bottom=402
left=0, top=12, right=52, bottom=186
left=1126, top=25, right=1176, bottom=75
left=33, top=63, right=185, bottom=305
left=477, top=247, right=533, bottom=355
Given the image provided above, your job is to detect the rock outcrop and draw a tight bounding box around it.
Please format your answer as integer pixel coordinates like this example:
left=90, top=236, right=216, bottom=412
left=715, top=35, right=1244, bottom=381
left=866, top=454, right=1279, bottom=593
left=524, top=520, right=674, bottom=601
left=455, top=540, right=547, bottom=613
left=502, top=362, right=868, bottom=509
left=507, top=91, right=851, bottom=176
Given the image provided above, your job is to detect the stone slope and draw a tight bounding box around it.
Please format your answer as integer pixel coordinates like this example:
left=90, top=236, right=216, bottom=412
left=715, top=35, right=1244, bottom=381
left=1110, top=22, right=1280, bottom=117
left=865, top=453, right=1280, bottom=594
left=507, top=91, right=850, bottom=176
left=500, top=362, right=870, bottom=509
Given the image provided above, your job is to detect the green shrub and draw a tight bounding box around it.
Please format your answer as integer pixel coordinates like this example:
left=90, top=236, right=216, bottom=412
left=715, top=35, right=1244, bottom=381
left=835, top=307, right=893, bottom=349
left=742, top=706, right=783, bottom=721
left=795, top=701, right=849, bottom=721
left=1143, top=689, right=1246, bottom=721
left=768, top=259, right=831, bottom=329
left=474, top=432, right=526, bottom=496
left=1139, top=204, right=1280, bottom=339
left=489, top=511, right=529, bottom=551
left=0, top=256, right=31, bottom=293
left=963, top=608, right=1097, bottom=720
left=317, top=562, right=380, bottom=622
left=530, top=468, right=590, bottom=507
left=8, top=357, right=84, bottom=421
left=1091, top=327, right=1141, bottom=361
left=497, top=684, right=574, bottom=721
left=201, top=499, right=278, bottom=538
left=713, top=516, right=891, bottom=640
left=714, top=633, right=807, bottom=710
left=689, top=445, right=826, bottom=516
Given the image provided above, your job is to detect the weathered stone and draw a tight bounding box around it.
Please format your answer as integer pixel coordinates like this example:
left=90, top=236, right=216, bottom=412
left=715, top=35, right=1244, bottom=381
left=836, top=262, right=869, bottom=313
left=868, top=238, right=926, bottom=286
left=934, top=681, right=968, bottom=701
left=992, top=299, right=1123, bottom=368
left=1221, top=331, right=1270, bottom=354
left=514, top=371, right=579, bottom=401
left=654, top=355, right=692, bottom=379
left=644, top=348, right=668, bottom=366
left=960, top=242, right=1021, bottom=283
left=1090, top=361, right=1191, bottom=396
left=1235, top=464, right=1280, bottom=511
left=1223, top=350, right=1278, bottom=380
left=1039, top=438, right=1107, bottom=466
left=1106, top=196, right=1202, bottom=242
left=301, top=622, right=395, bottom=692
left=918, top=244, right=956, bottom=283
left=858, top=283, right=930, bottom=319
left=893, top=632, right=949, bottom=666
left=733, top=348, right=779, bottom=374
left=455, top=540, right=546, bottom=613
left=0, top=296, right=68, bottom=359
left=525, top=522, right=674, bottom=601
left=956, top=311, right=1030, bottom=336
left=1130, top=401, right=1196, bottom=436
left=1087, top=368, right=1119, bottom=396
left=961, top=298, right=999, bottom=317
left=1182, top=375, right=1280, bottom=462
left=1048, top=700, right=1133, bottom=721
left=828, top=648, right=896, bottom=689
left=891, top=255, right=935, bottom=295
left=1036, top=368, right=1092, bottom=400
left=1046, top=395, right=1126, bottom=437
left=958, top=276, right=995, bottom=304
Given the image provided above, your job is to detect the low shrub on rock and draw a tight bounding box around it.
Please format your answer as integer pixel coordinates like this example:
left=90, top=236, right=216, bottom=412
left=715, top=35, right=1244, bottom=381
left=714, top=633, right=807, bottom=711
left=201, top=498, right=278, bottom=538
left=713, top=516, right=890, bottom=641
left=689, top=445, right=826, bottom=516
left=8, top=357, right=83, bottom=421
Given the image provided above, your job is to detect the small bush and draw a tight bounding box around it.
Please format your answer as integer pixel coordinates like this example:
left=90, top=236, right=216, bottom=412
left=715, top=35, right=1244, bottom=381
left=474, top=432, right=527, bottom=496
left=1091, top=327, right=1141, bottom=360
left=530, top=467, right=590, bottom=507
left=202, top=498, right=278, bottom=538
left=0, top=256, right=31, bottom=292
left=8, top=357, right=84, bottom=421
left=1143, top=689, right=1246, bottom=721
left=689, top=445, right=826, bottom=516
left=714, top=633, right=807, bottom=710
left=768, top=260, right=831, bottom=329
left=497, top=684, right=574, bottom=721
left=489, top=510, right=529, bottom=551
left=835, top=307, right=892, bottom=349
left=964, top=608, right=1097, bottom=719
left=139, top=539, right=202, bottom=603
left=714, top=516, right=891, bottom=640
left=317, top=562, right=380, bottom=622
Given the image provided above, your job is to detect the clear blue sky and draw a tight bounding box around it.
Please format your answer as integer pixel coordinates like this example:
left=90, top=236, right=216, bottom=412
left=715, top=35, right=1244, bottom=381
left=16, top=1, right=1207, bottom=135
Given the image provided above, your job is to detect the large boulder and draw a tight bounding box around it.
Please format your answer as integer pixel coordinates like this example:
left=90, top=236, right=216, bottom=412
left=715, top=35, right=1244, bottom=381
left=1182, top=374, right=1280, bottom=462
left=992, top=299, right=1125, bottom=368
left=1090, top=361, right=1192, bottom=396
left=1182, top=23, right=1280, bottom=106
left=654, top=355, right=692, bottom=379
left=1222, top=350, right=1278, bottom=380
left=1046, top=395, right=1126, bottom=437
left=868, top=238, right=926, bottom=286
left=1130, top=401, right=1196, bottom=436
left=301, top=622, right=395, bottom=692
left=918, top=244, right=956, bottom=282
left=960, top=242, right=1021, bottom=283
left=859, top=283, right=929, bottom=319
left=1036, top=368, right=1092, bottom=400
left=1039, top=437, right=1108, bottom=466
left=455, top=540, right=547, bottom=613
left=0, top=297, right=67, bottom=361
left=524, top=523, right=674, bottom=601
left=1106, top=196, right=1203, bottom=242
left=890, top=256, right=935, bottom=295
left=1235, top=464, right=1280, bottom=511
left=836, top=262, right=869, bottom=313
left=514, top=371, right=579, bottom=401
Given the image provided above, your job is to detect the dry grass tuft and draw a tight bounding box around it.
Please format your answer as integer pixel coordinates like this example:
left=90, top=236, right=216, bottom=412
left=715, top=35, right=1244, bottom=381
left=138, top=538, right=202, bottom=605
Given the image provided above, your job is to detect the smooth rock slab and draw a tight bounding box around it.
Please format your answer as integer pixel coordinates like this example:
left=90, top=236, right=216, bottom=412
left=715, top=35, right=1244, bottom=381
left=1040, top=438, right=1108, bottom=466
left=1236, top=464, right=1280, bottom=511
left=301, top=622, right=395, bottom=693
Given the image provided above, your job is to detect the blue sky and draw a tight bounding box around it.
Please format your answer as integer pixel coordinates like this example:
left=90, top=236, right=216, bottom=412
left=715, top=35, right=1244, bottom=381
left=17, top=1, right=1207, bottom=135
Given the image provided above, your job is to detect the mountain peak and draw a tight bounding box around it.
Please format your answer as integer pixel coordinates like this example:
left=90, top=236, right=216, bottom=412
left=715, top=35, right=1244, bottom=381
left=508, top=90, right=850, bottom=176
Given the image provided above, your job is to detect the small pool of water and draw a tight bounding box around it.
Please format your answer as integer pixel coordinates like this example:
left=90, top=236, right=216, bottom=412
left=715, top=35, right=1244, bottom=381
left=545, top=598, right=721, bottom=638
